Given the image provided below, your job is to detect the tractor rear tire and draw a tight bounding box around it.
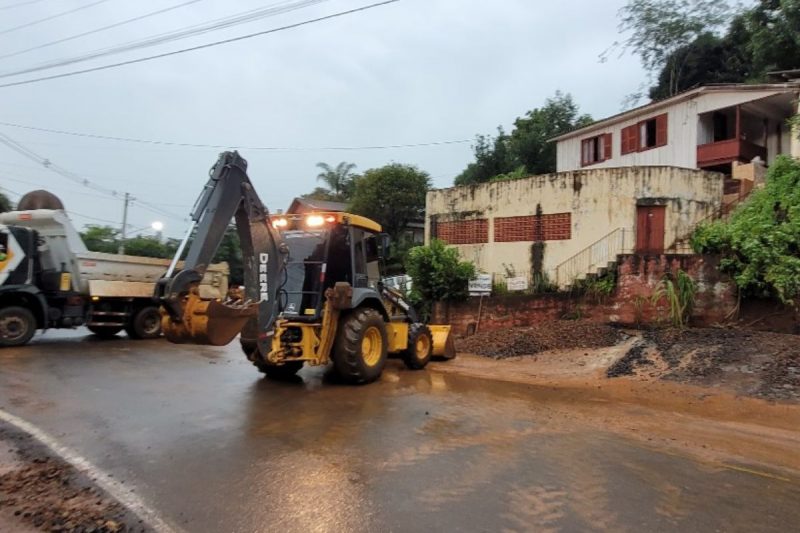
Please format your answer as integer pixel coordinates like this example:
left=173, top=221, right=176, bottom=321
left=332, top=308, right=388, bottom=384
left=402, top=323, right=433, bottom=370
left=87, top=325, right=123, bottom=339
left=0, top=306, right=36, bottom=347
left=257, top=361, right=305, bottom=380
left=242, top=339, right=304, bottom=380
left=125, top=306, right=162, bottom=339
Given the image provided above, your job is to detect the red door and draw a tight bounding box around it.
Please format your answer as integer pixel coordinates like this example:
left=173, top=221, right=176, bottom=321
left=636, top=205, right=666, bottom=254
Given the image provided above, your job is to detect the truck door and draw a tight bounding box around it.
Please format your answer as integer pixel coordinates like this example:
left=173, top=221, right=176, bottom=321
left=0, top=226, right=31, bottom=286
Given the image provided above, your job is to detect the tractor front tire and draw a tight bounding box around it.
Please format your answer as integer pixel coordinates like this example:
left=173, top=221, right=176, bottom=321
left=402, top=323, right=433, bottom=370
left=0, top=306, right=36, bottom=347
left=332, top=308, right=388, bottom=384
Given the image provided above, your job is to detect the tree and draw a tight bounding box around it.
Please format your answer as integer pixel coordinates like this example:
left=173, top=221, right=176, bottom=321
left=745, top=0, right=800, bottom=78
left=405, top=239, right=476, bottom=319
left=302, top=187, right=338, bottom=202
left=123, top=236, right=174, bottom=259
left=349, top=163, right=430, bottom=240
left=81, top=225, right=120, bottom=254
left=0, top=192, right=12, bottom=213
left=615, top=0, right=736, bottom=98
left=213, top=227, right=243, bottom=286
left=454, top=93, right=592, bottom=185
left=507, top=92, right=593, bottom=176
left=313, top=162, right=358, bottom=200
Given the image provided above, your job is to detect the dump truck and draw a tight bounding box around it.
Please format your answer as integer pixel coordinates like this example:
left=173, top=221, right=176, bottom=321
left=156, top=151, right=454, bottom=384
left=0, top=192, right=228, bottom=347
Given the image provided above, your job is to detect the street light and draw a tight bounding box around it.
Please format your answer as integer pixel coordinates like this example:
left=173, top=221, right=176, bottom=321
left=117, top=221, right=165, bottom=254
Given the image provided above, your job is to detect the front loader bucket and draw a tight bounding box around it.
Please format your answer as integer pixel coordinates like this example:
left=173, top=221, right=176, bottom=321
left=429, top=325, right=456, bottom=360
left=162, top=293, right=258, bottom=346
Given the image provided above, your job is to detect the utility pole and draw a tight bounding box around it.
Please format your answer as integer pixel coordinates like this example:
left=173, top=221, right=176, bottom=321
left=118, top=192, right=131, bottom=255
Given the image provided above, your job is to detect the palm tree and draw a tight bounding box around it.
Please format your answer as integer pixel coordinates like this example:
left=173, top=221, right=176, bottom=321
left=316, top=162, right=357, bottom=199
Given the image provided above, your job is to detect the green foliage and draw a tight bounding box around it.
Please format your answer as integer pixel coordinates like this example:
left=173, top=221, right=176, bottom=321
left=628, top=0, right=800, bottom=99
left=454, top=93, right=592, bottom=185
left=573, top=271, right=617, bottom=302
left=405, top=239, right=476, bottom=318
left=310, top=161, right=358, bottom=201
left=213, top=228, right=244, bottom=285
left=349, top=163, right=429, bottom=243
left=692, top=156, right=800, bottom=303
left=652, top=269, right=696, bottom=327
left=81, top=225, right=120, bottom=254
left=0, top=191, right=13, bottom=213
left=123, top=236, right=176, bottom=259
left=616, top=0, right=736, bottom=98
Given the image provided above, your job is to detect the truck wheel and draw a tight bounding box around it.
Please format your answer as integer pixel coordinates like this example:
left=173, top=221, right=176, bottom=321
left=126, top=306, right=162, bottom=339
left=0, top=306, right=36, bottom=347
left=402, top=324, right=433, bottom=370
left=332, top=308, right=388, bottom=384
left=87, top=325, right=123, bottom=338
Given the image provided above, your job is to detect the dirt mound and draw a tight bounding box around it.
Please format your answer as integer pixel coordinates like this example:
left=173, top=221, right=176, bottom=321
left=456, top=320, right=625, bottom=359
left=607, top=327, right=800, bottom=401
left=0, top=424, right=146, bottom=532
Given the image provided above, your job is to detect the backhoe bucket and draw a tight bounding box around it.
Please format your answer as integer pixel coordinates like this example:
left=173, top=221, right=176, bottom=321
left=429, top=325, right=456, bottom=360
left=162, top=292, right=257, bottom=346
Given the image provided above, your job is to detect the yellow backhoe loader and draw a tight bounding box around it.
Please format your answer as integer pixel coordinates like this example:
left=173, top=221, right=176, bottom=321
left=155, top=151, right=454, bottom=384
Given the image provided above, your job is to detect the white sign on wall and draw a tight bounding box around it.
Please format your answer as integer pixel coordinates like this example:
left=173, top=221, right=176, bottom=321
left=506, top=276, right=529, bottom=292
left=468, top=274, right=492, bottom=296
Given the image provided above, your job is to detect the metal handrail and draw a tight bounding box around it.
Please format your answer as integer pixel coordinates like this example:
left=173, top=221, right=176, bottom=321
left=554, top=227, right=632, bottom=288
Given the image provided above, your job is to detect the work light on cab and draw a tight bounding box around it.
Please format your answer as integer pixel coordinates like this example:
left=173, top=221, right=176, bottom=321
left=306, top=215, right=325, bottom=227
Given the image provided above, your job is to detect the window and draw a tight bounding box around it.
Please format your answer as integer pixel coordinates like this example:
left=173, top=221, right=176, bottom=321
left=620, top=113, right=668, bottom=154
left=580, top=133, right=612, bottom=166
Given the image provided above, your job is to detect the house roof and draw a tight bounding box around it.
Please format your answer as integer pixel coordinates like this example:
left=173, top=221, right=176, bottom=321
left=286, top=197, right=348, bottom=214
left=549, top=82, right=800, bottom=143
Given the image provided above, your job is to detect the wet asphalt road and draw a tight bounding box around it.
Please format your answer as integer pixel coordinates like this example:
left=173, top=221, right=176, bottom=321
left=1, top=330, right=799, bottom=533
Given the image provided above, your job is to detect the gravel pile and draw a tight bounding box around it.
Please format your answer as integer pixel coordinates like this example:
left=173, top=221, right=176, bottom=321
left=456, top=320, right=625, bottom=359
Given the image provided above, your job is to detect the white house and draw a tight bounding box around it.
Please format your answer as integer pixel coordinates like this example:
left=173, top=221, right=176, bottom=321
left=552, top=83, right=800, bottom=176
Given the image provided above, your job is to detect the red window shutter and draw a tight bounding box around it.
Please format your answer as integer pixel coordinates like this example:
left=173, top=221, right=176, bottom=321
left=603, top=133, right=612, bottom=160
left=580, top=139, right=587, bottom=166
left=656, top=113, right=668, bottom=146
left=621, top=125, right=638, bottom=154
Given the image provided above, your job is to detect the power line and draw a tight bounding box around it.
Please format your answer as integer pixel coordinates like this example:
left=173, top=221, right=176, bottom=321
left=0, top=0, right=330, bottom=78
left=0, top=132, right=187, bottom=222
left=0, top=0, right=202, bottom=61
left=0, top=0, right=401, bottom=89
left=0, top=0, right=112, bottom=36
left=0, top=120, right=471, bottom=151
left=0, top=0, right=48, bottom=11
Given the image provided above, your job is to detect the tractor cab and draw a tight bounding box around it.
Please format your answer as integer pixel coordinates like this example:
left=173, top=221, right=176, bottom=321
left=270, top=212, right=385, bottom=322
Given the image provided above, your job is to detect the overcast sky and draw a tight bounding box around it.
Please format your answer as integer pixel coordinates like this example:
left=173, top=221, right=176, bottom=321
left=0, top=0, right=645, bottom=238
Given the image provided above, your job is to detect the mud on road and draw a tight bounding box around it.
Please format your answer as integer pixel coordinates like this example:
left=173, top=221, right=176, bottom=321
left=0, top=422, right=148, bottom=533
left=608, top=327, right=800, bottom=401
left=457, top=319, right=800, bottom=403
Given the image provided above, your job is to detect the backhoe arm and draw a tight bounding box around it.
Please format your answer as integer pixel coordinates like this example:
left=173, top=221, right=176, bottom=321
left=155, top=151, right=286, bottom=346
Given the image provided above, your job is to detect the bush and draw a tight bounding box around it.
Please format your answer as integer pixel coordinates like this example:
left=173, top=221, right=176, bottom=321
left=692, top=156, right=800, bottom=303
left=405, top=239, right=476, bottom=319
